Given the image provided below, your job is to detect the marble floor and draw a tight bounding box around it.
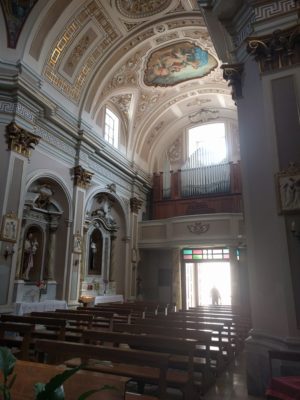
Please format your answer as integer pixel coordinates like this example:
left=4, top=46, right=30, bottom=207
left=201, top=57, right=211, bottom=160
left=204, top=351, right=265, bottom=400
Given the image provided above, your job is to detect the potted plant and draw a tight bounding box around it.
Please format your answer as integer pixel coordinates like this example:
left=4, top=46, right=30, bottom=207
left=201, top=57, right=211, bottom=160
left=0, top=347, right=116, bottom=399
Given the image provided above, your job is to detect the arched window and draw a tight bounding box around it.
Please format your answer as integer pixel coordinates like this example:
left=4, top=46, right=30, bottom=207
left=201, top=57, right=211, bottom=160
left=181, top=122, right=230, bottom=196
left=104, top=108, right=119, bottom=148
left=188, top=122, right=227, bottom=165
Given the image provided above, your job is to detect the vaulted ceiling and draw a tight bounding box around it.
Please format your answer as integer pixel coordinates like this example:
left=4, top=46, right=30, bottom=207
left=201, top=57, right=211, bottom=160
left=0, top=0, right=236, bottom=172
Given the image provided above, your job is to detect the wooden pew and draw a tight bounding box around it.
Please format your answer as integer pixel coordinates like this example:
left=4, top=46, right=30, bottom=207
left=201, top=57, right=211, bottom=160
left=158, top=313, right=237, bottom=351
left=132, top=317, right=231, bottom=356
left=0, top=321, right=34, bottom=360
left=7, top=359, right=130, bottom=400
left=81, top=329, right=199, bottom=398
left=112, top=322, right=217, bottom=383
left=0, top=314, right=66, bottom=340
left=35, top=339, right=170, bottom=399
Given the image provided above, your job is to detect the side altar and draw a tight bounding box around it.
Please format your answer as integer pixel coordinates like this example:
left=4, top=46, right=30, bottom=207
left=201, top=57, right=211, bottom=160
left=13, top=280, right=57, bottom=303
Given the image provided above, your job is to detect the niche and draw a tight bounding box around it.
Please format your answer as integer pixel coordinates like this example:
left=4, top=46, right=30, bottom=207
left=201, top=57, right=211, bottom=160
left=21, top=225, right=43, bottom=281
left=88, top=228, right=103, bottom=275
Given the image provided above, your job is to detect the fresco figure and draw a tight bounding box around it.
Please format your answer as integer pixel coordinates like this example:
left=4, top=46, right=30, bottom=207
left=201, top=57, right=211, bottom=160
left=145, top=42, right=217, bottom=86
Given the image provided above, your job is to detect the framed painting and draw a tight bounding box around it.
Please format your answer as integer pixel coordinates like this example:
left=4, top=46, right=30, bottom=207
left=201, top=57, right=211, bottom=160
left=276, top=165, right=300, bottom=214
left=73, top=234, right=82, bottom=253
left=144, top=41, right=218, bottom=87
left=0, top=212, right=19, bottom=243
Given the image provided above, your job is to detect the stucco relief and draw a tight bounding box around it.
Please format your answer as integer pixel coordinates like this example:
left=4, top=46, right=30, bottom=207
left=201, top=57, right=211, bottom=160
left=116, top=0, right=172, bottom=18
left=101, top=50, right=148, bottom=97
left=110, top=94, right=133, bottom=122
left=189, top=108, right=219, bottom=124
left=43, top=1, right=120, bottom=103
left=167, top=136, right=182, bottom=164
left=186, top=98, right=211, bottom=107
left=63, top=28, right=98, bottom=77
left=146, top=121, right=164, bottom=146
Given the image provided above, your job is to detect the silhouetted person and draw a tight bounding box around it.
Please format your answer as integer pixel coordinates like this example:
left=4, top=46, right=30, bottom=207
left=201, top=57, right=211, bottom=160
left=211, top=286, right=221, bottom=305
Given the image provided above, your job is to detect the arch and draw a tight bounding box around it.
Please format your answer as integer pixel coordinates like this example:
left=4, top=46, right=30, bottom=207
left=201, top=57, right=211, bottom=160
left=25, top=169, right=73, bottom=221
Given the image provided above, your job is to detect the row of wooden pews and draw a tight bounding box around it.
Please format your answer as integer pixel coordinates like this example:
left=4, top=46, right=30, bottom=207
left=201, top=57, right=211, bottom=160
left=0, top=302, right=251, bottom=399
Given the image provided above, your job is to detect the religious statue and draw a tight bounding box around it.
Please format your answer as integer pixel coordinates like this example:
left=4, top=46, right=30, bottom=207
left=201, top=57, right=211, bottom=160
left=22, top=233, right=38, bottom=280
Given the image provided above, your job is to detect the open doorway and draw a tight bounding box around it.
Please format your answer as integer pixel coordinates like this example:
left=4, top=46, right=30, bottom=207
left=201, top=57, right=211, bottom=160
left=183, top=248, right=231, bottom=308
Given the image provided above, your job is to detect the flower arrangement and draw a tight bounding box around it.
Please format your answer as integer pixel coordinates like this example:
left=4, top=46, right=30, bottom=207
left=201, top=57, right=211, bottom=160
left=35, top=280, right=47, bottom=301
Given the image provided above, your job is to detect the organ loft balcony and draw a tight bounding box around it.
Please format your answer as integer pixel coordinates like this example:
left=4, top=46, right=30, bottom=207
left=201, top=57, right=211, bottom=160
left=150, top=161, right=243, bottom=220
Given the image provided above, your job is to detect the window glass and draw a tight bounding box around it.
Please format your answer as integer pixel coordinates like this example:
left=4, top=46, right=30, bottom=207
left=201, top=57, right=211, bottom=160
left=104, top=108, right=119, bottom=148
left=188, top=123, right=227, bottom=165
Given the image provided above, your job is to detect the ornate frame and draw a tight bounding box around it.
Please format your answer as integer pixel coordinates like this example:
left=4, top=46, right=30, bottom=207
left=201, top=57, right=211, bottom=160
left=73, top=234, right=83, bottom=253
left=0, top=212, right=19, bottom=243
left=276, top=164, right=300, bottom=214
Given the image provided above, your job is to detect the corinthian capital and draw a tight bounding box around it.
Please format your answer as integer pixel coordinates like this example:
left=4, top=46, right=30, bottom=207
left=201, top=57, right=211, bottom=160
left=6, top=122, right=40, bottom=158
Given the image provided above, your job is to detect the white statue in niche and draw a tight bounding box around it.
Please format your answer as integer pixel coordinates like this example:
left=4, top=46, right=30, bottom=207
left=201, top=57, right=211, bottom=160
left=22, top=233, right=39, bottom=280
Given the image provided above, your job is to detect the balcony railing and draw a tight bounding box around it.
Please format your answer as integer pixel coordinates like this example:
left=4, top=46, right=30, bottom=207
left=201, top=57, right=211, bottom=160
left=151, top=161, right=242, bottom=220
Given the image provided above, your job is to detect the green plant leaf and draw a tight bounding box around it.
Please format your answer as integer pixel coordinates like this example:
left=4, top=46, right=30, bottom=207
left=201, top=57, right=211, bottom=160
left=0, top=347, right=16, bottom=379
left=7, top=373, right=16, bottom=389
left=77, top=385, right=117, bottom=400
left=35, top=365, right=82, bottom=400
left=34, top=382, right=46, bottom=395
left=35, top=383, right=65, bottom=400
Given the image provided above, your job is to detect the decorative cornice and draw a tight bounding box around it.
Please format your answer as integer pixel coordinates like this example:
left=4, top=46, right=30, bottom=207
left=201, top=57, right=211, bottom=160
left=130, top=197, right=143, bottom=213
left=187, top=221, right=210, bottom=234
left=221, top=63, right=244, bottom=101
left=6, top=122, right=40, bottom=158
left=73, top=165, right=93, bottom=189
left=247, top=25, right=300, bottom=73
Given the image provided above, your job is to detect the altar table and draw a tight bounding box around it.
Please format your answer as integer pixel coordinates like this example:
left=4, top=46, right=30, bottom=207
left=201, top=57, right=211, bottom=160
left=15, top=300, right=68, bottom=315
left=94, top=294, right=124, bottom=304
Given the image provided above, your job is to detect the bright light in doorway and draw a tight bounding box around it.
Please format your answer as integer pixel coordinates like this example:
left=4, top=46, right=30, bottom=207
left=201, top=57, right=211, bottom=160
left=198, top=262, right=231, bottom=305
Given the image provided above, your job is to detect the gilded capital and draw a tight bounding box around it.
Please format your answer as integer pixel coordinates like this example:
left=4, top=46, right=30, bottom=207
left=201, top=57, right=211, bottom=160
left=130, top=197, right=143, bottom=213
left=73, top=165, right=93, bottom=189
left=6, top=122, right=40, bottom=158
left=221, top=64, right=243, bottom=102
left=247, top=26, right=300, bottom=73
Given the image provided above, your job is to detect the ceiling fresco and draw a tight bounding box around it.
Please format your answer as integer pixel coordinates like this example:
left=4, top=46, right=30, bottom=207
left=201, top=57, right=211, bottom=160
left=2, top=0, right=236, bottom=172
left=144, top=41, right=218, bottom=87
left=1, top=0, right=38, bottom=48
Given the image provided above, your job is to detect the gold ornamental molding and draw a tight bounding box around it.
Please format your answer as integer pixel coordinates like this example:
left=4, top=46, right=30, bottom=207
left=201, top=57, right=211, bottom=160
left=247, top=26, right=300, bottom=73
left=73, top=165, right=93, bottom=189
left=6, top=122, right=40, bottom=158
left=220, top=64, right=244, bottom=102
left=130, top=197, right=143, bottom=213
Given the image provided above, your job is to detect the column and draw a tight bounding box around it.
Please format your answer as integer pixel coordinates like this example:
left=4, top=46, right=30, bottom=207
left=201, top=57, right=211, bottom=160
left=109, top=234, right=117, bottom=282
left=46, top=216, right=60, bottom=280
left=129, top=196, right=143, bottom=299
left=0, top=121, right=39, bottom=307
left=229, top=247, right=240, bottom=307
left=67, top=165, right=93, bottom=305
left=171, top=248, right=181, bottom=310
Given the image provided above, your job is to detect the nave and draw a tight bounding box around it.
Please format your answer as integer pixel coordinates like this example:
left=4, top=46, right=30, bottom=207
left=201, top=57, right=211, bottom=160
left=0, top=301, right=261, bottom=400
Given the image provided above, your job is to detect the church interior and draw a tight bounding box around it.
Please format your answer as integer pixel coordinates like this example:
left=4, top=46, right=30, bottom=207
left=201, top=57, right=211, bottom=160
left=0, top=0, right=300, bottom=399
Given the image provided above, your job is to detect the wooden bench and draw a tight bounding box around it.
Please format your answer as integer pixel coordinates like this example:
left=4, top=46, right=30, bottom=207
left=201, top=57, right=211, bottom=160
left=35, top=339, right=170, bottom=399
left=81, top=329, right=199, bottom=397
left=132, top=317, right=233, bottom=362
left=0, top=314, right=66, bottom=340
left=7, top=359, right=130, bottom=400
left=0, top=321, right=34, bottom=360
left=266, top=350, right=300, bottom=399
left=112, top=322, right=217, bottom=383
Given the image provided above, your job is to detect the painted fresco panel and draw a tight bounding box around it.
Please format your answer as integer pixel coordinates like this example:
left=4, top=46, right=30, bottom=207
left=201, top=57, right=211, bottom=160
left=144, top=42, right=218, bottom=87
